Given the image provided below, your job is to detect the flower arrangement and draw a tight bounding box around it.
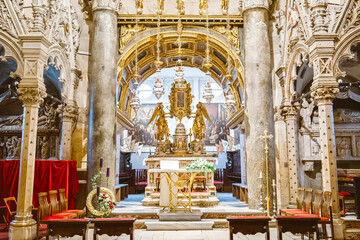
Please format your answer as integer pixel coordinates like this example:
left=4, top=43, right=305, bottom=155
left=185, top=158, right=216, bottom=173
left=98, top=192, right=116, bottom=214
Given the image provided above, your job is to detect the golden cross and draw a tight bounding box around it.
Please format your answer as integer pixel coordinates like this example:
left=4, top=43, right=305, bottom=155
left=259, top=130, right=273, bottom=152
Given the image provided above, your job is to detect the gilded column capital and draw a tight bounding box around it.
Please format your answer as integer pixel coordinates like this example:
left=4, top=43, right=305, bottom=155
left=17, top=87, right=46, bottom=106
left=243, top=0, right=270, bottom=12
left=79, top=0, right=122, bottom=19
left=311, top=86, right=339, bottom=103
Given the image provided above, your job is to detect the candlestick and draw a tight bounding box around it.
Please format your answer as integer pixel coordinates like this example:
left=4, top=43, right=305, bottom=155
left=259, top=171, right=262, bottom=178
left=96, top=186, right=100, bottom=197
left=100, top=157, right=103, bottom=168
left=106, top=167, right=110, bottom=177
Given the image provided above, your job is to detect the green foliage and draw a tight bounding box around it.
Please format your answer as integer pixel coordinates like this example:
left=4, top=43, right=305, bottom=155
left=91, top=171, right=102, bottom=189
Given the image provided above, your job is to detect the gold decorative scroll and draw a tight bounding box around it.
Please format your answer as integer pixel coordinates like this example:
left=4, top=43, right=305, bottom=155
left=119, top=24, right=146, bottom=54
left=169, top=81, right=193, bottom=122
left=199, top=0, right=208, bottom=15
left=135, top=0, right=143, bottom=14
left=157, top=0, right=165, bottom=14
left=213, top=25, right=240, bottom=55
left=177, top=0, right=185, bottom=15
left=221, top=0, right=229, bottom=15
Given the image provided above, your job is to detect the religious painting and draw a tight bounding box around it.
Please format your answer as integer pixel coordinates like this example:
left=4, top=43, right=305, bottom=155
left=177, top=92, right=185, bottom=108
left=130, top=104, right=157, bottom=146
left=203, top=103, right=229, bottom=146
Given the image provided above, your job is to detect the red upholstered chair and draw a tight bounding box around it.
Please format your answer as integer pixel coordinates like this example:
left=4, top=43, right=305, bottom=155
left=214, top=169, right=224, bottom=192
left=227, top=216, right=271, bottom=240
left=59, top=188, right=84, bottom=218
left=92, top=217, right=136, bottom=240
left=135, top=169, right=147, bottom=193
left=275, top=215, right=320, bottom=240
left=49, top=190, right=60, bottom=215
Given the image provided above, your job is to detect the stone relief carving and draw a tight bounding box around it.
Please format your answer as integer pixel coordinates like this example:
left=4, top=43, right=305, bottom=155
left=119, top=24, right=146, bottom=54
left=212, top=26, right=240, bottom=55
left=242, top=0, right=270, bottom=11
left=38, top=101, right=60, bottom=129
left=333, top=109, right=360, bottom=123
left=5, top=136, right=21, bottom=159
left=0, top=1, right=17, bottom=37
left=40, top=136, right=50, bottom=159
left=311, top=87, right=339, bottom=101
left=311, top=137, right=320, bottom=156
left=79, top=0, right=122, bottom=18
left=336, top=137, right=351, bottom=157
left=299, top=98, right=314, bottom=129
left=341, top=0, right=360, bottom=36
left=304, top=161, right=315, bottom=171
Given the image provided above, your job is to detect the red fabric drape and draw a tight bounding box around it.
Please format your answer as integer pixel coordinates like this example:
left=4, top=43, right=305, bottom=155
left=0, top=159, right=79, bottom=211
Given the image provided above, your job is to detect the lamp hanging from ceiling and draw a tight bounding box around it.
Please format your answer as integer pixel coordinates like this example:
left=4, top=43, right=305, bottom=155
left=225, top=89, right=236, bottom=117
left=153, top=0, right=165, bottom=99
left=202, top=71, right=214, bottom=104
left=130, top=7, right=141, bottom=114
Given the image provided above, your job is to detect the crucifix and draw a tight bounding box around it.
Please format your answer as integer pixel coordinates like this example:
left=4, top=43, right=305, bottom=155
left=259, top=130, right=273, bottom=216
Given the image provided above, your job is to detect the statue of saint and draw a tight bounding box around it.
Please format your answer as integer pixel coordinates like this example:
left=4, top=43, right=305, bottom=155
left=192, top=102, right=212, bottom=141
left=147, top=103, right=169, bottom=141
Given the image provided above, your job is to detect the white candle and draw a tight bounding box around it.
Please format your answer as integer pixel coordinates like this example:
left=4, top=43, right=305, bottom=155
left=259, top=171, right=262, bottom=178
left=272, top=179, right=275, bottom=185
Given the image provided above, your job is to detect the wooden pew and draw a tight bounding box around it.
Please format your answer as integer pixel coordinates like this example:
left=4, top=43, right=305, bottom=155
left=115, top=184, right=129, bottom=201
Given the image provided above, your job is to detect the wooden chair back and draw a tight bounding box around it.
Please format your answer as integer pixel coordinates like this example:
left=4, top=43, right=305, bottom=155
left=296, top=187, right=305, bottom=209
left=135, top=169, right=147, bottom=184
left=49, top=190, right=60, bottom=215
left=38, top=192, right=51, bottom=220
left=59, top=188, right=68, bottom=212
left=214, top=169, right=224, bottom=182
left=322, top=191, right=332, bottom=219
left=303, top=188, right=313, bottom=212
left=312, top=190, right=323, bottom=216
left=3, top=197, right=17, bottom=220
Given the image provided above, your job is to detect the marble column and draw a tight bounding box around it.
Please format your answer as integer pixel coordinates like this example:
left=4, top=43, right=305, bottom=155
left=243, top=0, right=275, bottom=210
left=274, top=107, right=290, bottom=209
left=87, top=3, right=118, bottom=193
left=9, top=34, right=49, bottom=240
left=282, top=104, right=299, bottom=206
left=307, top=31, right=342, bottom=238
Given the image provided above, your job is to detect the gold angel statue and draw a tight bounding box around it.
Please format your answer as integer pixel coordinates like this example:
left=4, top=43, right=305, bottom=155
left=148, top=103, right=169, bottom=141
left=192, top=102, right=212, bottom=141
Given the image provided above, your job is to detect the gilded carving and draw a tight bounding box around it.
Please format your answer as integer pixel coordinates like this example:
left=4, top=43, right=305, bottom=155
left=119, top=24, right=146, bottom=54
left=213, top=26, right=240, bottom=54
left=199, top=0, right=208, bottom=15
left=192, top=102, right=212, bottom=141
left=147, top=103, right=169, bottom=141
left=221, top=0, right=229, bottom=15
left=177, top=0, right=185, bottom=15
left=157, top=0, right=164, bottom=14
left=135, top=0, right=143, bottom=14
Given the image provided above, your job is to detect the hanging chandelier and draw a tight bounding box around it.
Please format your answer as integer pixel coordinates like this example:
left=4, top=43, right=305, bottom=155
left=202, top=72, right=214, bottom=104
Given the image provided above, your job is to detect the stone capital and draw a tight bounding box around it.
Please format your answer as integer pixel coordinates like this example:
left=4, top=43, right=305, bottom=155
left=311, top=86, right=339, bottom=104
left=281, top=104, right=299, bottom=120
left=243, top=0, right=270, bottom=12
left=62, top=103, right=79, bottom=121
left=79, top=0, right=122, bottom=19
left=17, top=87, right=46, bottom=106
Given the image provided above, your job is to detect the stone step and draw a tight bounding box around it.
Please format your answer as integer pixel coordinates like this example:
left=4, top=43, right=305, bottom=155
left=158, top=209, right=202, bottom=221
left=134, top=219, right=228, bottom=230
left=145, top=220, right=215, bottom=231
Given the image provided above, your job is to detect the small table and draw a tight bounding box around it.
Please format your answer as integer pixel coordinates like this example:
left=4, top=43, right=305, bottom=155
left=92, top=217, right=135, bottom=240
left=275, top=216, right=320, bottom=240
left=41, top=219, right=89, bottom=240
left=227, top=216, right=271, bottom=240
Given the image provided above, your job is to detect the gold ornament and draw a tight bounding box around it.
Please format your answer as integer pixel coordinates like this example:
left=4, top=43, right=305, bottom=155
left=192, top=102, right=212, bottom=141
left=148, top=103, right=169, bottom=141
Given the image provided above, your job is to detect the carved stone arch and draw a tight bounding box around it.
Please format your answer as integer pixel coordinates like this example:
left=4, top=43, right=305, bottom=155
left=0, top=31, right=23, bottom=78
left=47, top=45, right=71, bottom=101
left=284, top=43, right=309, bottom=103
left=334, top=27, right=360, bottom=79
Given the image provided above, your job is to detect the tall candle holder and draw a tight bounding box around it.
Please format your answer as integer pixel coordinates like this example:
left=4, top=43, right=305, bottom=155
left=272, top=179, right=277, bottom=217
left=259, top=172, right=264, bottom=212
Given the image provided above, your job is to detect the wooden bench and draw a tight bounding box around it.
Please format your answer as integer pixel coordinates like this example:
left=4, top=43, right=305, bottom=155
left=92, top=217, right=136, bottom=240
left=42, top=219, right=89, bottom=240
left=227, top=216, right=271, bottom=240
left=115, top=184, right=129, bottom=201
left=232, top=183, right=248, bottom=203
left=275, top=215, right=320, bottom=240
